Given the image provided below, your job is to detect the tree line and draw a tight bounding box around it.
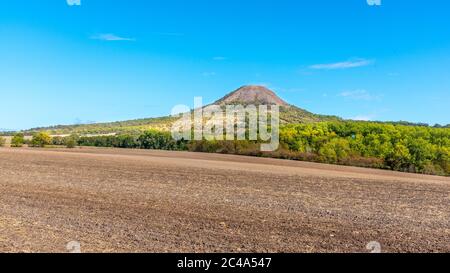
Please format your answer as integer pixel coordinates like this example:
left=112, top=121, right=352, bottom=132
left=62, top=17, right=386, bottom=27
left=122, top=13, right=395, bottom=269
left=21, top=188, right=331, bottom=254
left=279, top=122, right=449, bottom=176
left=1, top=121, right=449, bottom=176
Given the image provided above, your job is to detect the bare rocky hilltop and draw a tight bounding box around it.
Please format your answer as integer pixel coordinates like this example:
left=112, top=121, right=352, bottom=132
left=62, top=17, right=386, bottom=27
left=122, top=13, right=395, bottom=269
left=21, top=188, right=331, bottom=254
left=215, top=85, right=290, bottom=106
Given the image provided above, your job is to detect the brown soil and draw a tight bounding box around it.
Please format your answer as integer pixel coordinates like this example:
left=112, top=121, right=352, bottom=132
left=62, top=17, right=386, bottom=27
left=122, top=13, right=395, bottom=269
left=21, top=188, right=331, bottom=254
left=0, top=147, right=449, bottom=253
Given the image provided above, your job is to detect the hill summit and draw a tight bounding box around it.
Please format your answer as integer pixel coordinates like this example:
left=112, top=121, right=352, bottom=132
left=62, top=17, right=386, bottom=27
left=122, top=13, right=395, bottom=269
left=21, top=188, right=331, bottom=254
left=215, top=85, right=289, bottom=106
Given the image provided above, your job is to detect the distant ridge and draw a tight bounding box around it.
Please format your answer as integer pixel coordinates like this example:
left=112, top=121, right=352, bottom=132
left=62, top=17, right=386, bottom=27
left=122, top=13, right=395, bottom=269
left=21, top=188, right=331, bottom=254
left=9, top=85, right=340, bottom=135
left=0, top=128, right=15, bottom=132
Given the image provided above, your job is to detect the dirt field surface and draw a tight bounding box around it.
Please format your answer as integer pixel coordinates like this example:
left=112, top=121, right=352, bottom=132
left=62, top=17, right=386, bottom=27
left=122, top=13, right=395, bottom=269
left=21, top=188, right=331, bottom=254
left=0, top=147, right=449, bottom=253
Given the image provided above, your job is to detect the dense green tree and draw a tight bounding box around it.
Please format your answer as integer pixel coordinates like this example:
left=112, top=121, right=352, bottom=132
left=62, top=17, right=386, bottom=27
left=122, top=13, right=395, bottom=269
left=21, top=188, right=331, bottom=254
left=138, top=130, right=177, bottom=150
left=319, top=138, right=351, bottom=163
left=386, top=143, right=411, bottom=171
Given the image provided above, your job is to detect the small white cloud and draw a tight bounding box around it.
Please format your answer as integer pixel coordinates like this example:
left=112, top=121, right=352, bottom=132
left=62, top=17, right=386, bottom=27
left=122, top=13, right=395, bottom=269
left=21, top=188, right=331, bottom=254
left=351, top=115, right=375, bottom=121
left=310, top=59, right=374, bottom=70
left=339, top=89, right=381, bottom=101
left=91, top=34, right=135, bottom=41
left=67, top=0, right=81, bottom=6
left=350, top=109, right=390, bottom=121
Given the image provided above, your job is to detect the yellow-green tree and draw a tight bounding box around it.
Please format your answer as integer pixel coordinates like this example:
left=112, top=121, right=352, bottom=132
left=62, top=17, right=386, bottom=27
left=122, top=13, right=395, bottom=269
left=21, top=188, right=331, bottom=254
left=31, top=132, right=52, bottom=147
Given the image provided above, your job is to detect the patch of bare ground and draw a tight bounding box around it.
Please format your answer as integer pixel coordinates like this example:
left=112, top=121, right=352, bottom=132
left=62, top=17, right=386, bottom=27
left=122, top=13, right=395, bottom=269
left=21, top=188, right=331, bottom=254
left=0, top=147, right=449, bottom=253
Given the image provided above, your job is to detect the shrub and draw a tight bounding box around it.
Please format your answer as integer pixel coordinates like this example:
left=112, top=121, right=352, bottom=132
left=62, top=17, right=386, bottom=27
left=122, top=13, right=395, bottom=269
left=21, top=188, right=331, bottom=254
left=138, top=130, right=177, bottom=150
left=116, top=134, right=138, bottom=148
left=0, top=136, right=5, bottom=147
left=65, top=137, right=77, bottom=148
left=339, top=156, right=385, bottom=169
left=11, top=133, right=25, bottom=147
left=63, top=134, right=79, bottom=148
left=422, top=162, right=445, bottom=176
left=31, top=132, right=52, bottom=147
left=319, top=144, right=338, bottom=163
left=51, top=136, right=65, bottom=146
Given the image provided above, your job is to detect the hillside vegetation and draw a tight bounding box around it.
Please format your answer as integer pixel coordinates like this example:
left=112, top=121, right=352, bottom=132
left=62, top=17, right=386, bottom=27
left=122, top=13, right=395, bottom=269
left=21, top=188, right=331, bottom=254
left=16, top=116, right=179, bottom=136
left=41, top=121, right=450, bottom=176
left=6, top=105, right=338, bottom=136
left=278, top=121, right=450, bottom=176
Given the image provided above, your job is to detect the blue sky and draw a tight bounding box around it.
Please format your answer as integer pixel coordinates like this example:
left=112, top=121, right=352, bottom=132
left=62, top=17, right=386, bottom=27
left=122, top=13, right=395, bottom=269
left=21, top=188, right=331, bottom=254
left=1, top=0, right=450, bottom=130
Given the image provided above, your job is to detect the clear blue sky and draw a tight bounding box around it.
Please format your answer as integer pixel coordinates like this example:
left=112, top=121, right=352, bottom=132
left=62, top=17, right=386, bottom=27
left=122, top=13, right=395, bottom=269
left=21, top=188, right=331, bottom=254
left=1, top=0, right=449, bottom=130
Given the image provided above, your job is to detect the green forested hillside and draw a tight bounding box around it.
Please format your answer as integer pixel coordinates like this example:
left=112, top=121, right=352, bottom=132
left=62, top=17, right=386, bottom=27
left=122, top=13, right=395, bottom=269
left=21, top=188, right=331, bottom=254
left=279, top=121, right=450, bottom=176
